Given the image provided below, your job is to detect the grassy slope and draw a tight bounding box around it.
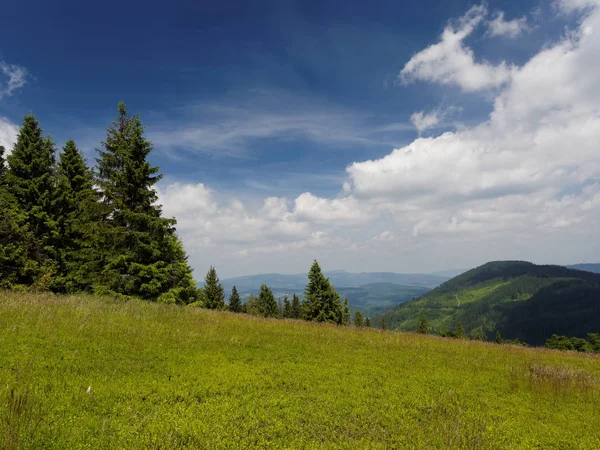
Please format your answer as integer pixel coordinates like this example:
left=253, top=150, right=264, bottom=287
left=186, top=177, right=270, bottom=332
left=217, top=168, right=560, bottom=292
left=1, top=292, right=600, bottom=449
left=380, top=261, right=600, bottom=343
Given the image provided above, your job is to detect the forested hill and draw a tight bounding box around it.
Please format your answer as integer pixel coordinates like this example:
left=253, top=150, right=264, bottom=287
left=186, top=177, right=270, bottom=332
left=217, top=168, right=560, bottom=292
left=379, top=261, right=600, bottom=345
left=567, top=263, right=600, bottom=274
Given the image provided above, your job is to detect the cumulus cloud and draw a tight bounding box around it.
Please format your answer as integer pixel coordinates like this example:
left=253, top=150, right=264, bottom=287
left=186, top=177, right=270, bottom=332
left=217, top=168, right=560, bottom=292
left=486, top=12, right=528, bottom=38
left=0, top=117, right=19, bottom=154
left=158, top=1, right=600, bottom=276
left=399, top=4, right=514, bottom=92
left=0, top=61, right=27, bottom=99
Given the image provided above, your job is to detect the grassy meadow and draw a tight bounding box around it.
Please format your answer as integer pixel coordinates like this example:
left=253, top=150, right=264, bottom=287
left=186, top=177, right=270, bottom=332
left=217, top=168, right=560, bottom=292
left=1, top=291, right=599, bottom=449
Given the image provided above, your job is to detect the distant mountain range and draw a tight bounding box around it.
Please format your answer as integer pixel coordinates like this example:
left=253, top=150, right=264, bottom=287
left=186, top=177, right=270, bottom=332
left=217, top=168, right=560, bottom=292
left=379, top=261, right=600, bottom=345
left=567, top=263, right=600, bottom=274
left=218, top=270, right=448, bottom=292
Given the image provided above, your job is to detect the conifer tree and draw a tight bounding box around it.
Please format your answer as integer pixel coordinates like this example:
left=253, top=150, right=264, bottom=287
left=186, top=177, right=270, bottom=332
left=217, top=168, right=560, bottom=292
left=416, top=312, right=429, bottom=334
left=0, top=145, right=6, bottom=181
left=228, top=285, right=242, bottom=312
left=495, top=331, right=504, bottom=344
left=291, top=294, right=301, bottom=319
left=282, top=295, right=292, bottom=318
left=245, top=293, right=260, bottom=315
left=354, top=311, right=363, bottom=327
left=257, top=284, right=279, bottom=318
left=455, top=322, right=467, bottom=339
left=342, top=297, right=351, bottom=325
left=203, top=266, right=225, bottom=309
left=303, top=260, right=346, bottom=324
left=53, top=139, right=97, bottom=292
left=365, top=317, right=372, bottom=327
left=92, top=102, right=197, bottom=303
left=3, top=115, right=58, bottom=287
left=380, top=317, right=387, bottom=330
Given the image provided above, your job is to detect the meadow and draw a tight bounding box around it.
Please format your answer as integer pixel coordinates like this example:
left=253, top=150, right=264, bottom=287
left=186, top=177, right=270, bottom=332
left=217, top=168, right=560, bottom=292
left=1, top=291, right=599, bottom=449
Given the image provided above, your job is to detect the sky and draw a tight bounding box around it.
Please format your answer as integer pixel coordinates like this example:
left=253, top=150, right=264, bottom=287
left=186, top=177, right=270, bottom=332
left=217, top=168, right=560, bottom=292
left=1, top=0, right=599, bottom=278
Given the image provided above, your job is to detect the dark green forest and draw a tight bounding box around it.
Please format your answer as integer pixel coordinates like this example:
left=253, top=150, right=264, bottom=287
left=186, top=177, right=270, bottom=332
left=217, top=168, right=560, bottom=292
left=378, top=261, right=600, bottom=346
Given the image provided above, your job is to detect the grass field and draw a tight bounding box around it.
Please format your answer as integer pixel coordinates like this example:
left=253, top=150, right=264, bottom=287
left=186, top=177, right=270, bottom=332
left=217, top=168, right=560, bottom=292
left=1, top=292, right=599, bottom=449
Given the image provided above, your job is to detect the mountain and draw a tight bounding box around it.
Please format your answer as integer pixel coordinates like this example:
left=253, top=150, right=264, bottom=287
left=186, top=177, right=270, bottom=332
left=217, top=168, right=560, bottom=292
left=567, top=263, right=600, bottom=274
left=217, top=271, right=448, bottom=292
left=379, top=261, right=600, bottom=345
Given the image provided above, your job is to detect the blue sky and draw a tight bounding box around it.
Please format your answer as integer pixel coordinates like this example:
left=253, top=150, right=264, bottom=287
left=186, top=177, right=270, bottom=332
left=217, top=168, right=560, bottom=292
left=1, top=0, right=599, bottom=278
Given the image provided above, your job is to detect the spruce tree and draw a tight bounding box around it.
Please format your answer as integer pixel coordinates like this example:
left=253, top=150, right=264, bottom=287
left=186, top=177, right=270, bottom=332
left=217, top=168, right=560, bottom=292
left=365, top=317, right=372, bottom=327
left=380, top=317, right=387, bottom=330
left=53, top=139, right=97, bottom=292
left=4, top=115, right=58, bottom=288
left=203, top=266, right=225, bottom=309
left=342, top=297, right=351, bottom=325
left=92, top=102, right=197, bottom=303
left=303, top=260, right=346, bottom=324
left=291, top=294, right=301, bottom=319
left=282, top=295, right=292, bottom=318
left=257, top=284, right=279, bottom=318
left=354, top=311, right=363, bottom=327
left=245, top=293, right=260, bottom=315
left=0, top=145, right=6, bottom=181
left=495, top=331, right=504, bottom=344
left=455, top=322, right=467, bottom=339
left=228, top=285, right=242, bottom=312
left=416, top=312, right=429, bottom=334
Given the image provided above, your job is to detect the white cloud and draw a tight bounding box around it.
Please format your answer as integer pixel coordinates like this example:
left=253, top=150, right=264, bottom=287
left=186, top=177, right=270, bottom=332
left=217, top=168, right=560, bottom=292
left=0, top=117, right=19, bottom=154
left=0, top=61, right=27, bottom=99
left=399, top=4, right=514, bottom=92
left=410, top=105, right=462, bottom=134
left=486, top=12, right=528, bottom=38
left=157, top=1, right=600, bottom=277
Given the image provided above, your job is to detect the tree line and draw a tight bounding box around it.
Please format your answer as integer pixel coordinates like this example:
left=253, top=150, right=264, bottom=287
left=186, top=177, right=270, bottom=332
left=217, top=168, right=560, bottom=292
left=199, top=261, right=353, bottom=325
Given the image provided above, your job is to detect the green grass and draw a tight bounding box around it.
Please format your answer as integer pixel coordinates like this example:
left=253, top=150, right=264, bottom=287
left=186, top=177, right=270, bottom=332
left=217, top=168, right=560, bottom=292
left=1, top=292, right=600, bottom=449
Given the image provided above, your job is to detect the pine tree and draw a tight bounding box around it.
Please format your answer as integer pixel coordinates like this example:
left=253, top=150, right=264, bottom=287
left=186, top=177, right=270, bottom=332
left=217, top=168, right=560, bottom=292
left=0, top=145, right=6, bottom=181
left=92, top=102, right=197, bottom=303
left=291, top=294, right=301, bottom=319
left=228, top=285, right=242, bottom=312
left=203, top=266, right=225, bottom=309
left=495, top=331, right=504, bottom=344
left=365, top=317, right=372, bottom=327
left=257, top=284, right=279, bottom=318
left=4, top=115, right=58, bottom=288
left=282, top=296, right=292, bottom=318
left=416, top=312, right=429, bottom=334
left=342, top=297, right=351, bottom=325
left=354, top=311, right=363, bottom=327
left=53, top=139, right=97, bottom=292
left=303, top=260, right=346, bottom=324
left=455, top=322, right=467, bottom=339
left=380, top=317, right=387, bottom=330
left=245, top=294, right=260, bottom=315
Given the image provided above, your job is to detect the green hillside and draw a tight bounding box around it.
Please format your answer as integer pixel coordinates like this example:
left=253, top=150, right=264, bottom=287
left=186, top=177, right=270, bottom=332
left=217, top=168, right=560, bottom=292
left=2, top=291, right=600, bottom=449
left=379, top=261, right=600, bottom=345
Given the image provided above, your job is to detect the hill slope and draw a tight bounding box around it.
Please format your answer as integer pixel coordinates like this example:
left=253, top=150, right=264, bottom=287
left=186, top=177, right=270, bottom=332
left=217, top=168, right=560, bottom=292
left=1, top=291, right=599, bottom=448
left=380, top=261, right=600, bottom=345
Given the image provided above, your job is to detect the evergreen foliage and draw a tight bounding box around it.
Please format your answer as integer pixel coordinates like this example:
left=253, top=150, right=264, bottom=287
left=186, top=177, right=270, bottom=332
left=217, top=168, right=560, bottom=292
left=365, top=317, right=371, bottom=327
left=545, top=333, right=600, bottom=353
left=455, top=322, right=467, bottom=339
left=495, top=331, right=504, bottom=344
left=257, top=284, right=279, bottom=318
left=282, top=296, right=292, bottom=318
left=380, top=317, right=387, bottom=330
left=354, top=311, right=363, bottom=327
left=291, top=294, right=301, bottom=319
left=245, top=294, right=260, bottom=316
left=3, top=115, right=58, bottom=288
left=228, top=285, right=242, bottom=312
left=302, top=260, right=346, bottom=324
left=203, top=266, right=225, bottom=309
left=416, top=312, right=429, bottom=334
left=92, top=102, right=196, bottom=303
left=53, top=139, right=97, bottom=292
